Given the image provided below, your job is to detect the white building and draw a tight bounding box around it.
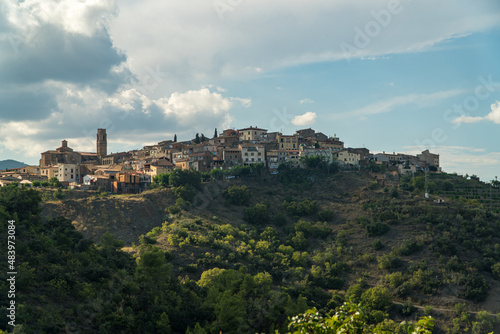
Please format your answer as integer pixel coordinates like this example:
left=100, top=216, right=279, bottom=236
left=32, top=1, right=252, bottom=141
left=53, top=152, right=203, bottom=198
left=299, top=146, right=334, bottom=163
left=239, top=144, right=265, bottom=165
left=238, top=126, right=268, bottom=142
left=57, top=164, right=80, bottom=183
left=336, top=150, right=361, bottom=166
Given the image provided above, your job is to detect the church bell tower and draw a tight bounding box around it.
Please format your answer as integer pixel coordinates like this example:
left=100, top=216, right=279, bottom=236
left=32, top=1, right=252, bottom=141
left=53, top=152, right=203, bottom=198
left=97, top=129, right=107, bottom=162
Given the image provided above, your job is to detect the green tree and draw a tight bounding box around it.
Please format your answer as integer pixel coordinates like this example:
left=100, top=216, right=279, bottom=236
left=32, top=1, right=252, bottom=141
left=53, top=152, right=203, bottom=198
left=287, top=302, right=434, bottom=334
left=492, top=262, right=500, bottom=280
left=153, top=173, right=170, bottom=187
left=53, top=187, right=65, bottom=200
left=174, top=134, right=177, bottom=142
left=49, top=177, right=62, bottom=188
left=169, top=169, right=202, bottom=188
left=99, top=232, right=125, bottom=250
left=243, top=203, right=269, bottom=225
left=471, top=311, right=495, bottom=334
left=173, top=185, right=196, bottom=202
left=214, top=128, right=218, bottom=138
left=222, top=185, right=252, bottom=205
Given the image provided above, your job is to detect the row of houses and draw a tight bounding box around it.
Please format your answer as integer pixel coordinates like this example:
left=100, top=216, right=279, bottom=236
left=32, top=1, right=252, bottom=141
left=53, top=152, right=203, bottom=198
left=0, top=127, right=440, bottom=193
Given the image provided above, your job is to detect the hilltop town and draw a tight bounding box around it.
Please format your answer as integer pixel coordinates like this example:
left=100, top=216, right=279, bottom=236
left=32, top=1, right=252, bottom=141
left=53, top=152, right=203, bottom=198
left=0, top=127, right=439, bottom=193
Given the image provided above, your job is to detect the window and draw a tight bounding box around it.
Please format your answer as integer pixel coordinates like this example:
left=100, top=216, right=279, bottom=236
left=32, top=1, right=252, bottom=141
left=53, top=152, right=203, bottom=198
left=71, top=169, right=73, bottom=173
left=251, top=153, right=254, bottom=156
left=258, top=153, right=261, bottom=156
left=71, top=174, right=73, bottom=179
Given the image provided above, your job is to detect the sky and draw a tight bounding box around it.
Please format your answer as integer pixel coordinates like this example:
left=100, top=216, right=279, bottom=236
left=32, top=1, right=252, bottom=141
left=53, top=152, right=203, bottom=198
left=1, top=0, right=500, bottom=181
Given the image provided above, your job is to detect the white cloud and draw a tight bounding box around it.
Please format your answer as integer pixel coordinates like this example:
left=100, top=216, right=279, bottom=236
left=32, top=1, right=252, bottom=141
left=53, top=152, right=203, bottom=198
left=299, top=98, right=314, bottom=104
left=450, top=115, right=484, bottom=124
left=231, top=97, right=252, bottom=108
left=292, top=112, right=317, bottom=126
left=2, top=0, right=116, bottom=37
left=451, top=101, right=500, bottom=124
left=157, top=88, right=234, bottom=126
left=333, top=90, right=463, bottom=120
left=108, top=0, right=500, bottom=90
left=0, top=85, right=247, bottom=162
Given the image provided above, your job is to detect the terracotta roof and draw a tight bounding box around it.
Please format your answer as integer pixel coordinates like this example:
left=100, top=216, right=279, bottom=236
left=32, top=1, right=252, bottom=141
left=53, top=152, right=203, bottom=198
left=238, top=127, right=267, bottom=131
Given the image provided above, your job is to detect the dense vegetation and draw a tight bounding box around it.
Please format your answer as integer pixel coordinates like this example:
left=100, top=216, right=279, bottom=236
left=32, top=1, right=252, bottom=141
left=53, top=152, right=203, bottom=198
left=2, top=164, right=500, bottom=333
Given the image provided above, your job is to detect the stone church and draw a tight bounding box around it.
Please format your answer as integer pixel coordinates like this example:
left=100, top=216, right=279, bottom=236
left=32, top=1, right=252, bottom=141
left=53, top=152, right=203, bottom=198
left=39, top=129, right=107, bottom=167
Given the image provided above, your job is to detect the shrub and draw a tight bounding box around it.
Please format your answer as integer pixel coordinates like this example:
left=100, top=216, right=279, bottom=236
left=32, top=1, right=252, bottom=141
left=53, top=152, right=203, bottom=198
left=243, top=203, right=269, bottom=225
left=175, top=198, right=190, bottom=210
left=49, top=177, right=62, bottom=188
left=169, top=169, right=202, bottom=188
left=447, top=256, right=465, bottom=272
left=395, top=239, right=423, bottom=256
left=288, top=302, right=435, bottom=334
left=472, top=311, right=496, bottom=334
left=366, top=222, right=390, bottom=237
left=378, top=253, right=403, bottom=271
left=222, top=185, right=252, bottom=205
left=410, top=269, right=442, bottom=295
left=431, top=236, right=456, bottom=255
left=153, top=173, right=170, bottom=187
left=400, top=298, right=416, bottom=316
left=346, top=284, right=364, bottom=304
left=274, top=213, right=287, bottom=226
left=168, top=205, right=181, bottom=214
left=390, top=186, right=399, bottom=198
left=373, top=240, right=384, bottom=250
left=317, top=209, right=333, bottom=222
left=442, top=181, right=454, bottom=191
left=294, top=220, right=312, bottom=237
left=283, top=198, right=318, bottom=217
left=53, top=187, right=65, bottom=200
left=384, top=272, right=404, bottom=289
left=360, top=286, right=393, bottom=312
left=460, top=274, right=490, bottom=302
left=492, top=262, right=500, bottom=280
left=291, top=231, right=308, bottom=250
left=173, top=185, right=195, bottom=203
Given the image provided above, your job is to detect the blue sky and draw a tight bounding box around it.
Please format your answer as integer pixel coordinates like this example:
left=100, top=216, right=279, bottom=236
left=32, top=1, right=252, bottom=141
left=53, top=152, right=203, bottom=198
left=1, top=0, right=499, bottom=181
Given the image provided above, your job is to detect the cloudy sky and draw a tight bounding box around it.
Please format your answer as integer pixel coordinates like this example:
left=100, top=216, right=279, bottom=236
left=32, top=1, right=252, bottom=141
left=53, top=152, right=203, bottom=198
left=1, top=0, right=500, bottom=181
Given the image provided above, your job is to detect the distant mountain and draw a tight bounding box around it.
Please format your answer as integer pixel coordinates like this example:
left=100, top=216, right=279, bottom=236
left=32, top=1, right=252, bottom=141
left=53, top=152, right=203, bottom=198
left=0, top=159, right=28, bottom=170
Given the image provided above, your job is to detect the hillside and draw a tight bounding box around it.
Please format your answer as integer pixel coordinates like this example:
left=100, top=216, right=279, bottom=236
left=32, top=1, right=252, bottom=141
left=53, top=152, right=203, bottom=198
left=38, top=168, right=500, bottom=333
left=0, top=159, right=27, bottom=170
left=42, top=189, right=175, bottom=245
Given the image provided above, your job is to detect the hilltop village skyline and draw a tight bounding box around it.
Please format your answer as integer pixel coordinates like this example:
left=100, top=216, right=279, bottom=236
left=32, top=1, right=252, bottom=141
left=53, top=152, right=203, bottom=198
left=0, top=126, right=439, bottom=193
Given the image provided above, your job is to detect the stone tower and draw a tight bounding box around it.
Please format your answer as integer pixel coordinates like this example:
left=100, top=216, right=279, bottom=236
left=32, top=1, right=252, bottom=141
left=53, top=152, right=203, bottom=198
left=97, top=129, right=107, bottom=162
